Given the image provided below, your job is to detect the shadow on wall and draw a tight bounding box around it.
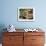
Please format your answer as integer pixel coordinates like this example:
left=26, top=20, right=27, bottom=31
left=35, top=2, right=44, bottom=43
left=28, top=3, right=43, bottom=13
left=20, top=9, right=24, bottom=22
left=0, top=24, right=7, bottom=43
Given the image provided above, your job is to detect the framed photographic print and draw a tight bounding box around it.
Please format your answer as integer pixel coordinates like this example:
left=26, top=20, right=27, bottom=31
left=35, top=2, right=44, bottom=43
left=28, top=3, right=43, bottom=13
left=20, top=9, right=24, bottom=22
left=18, top=7, right=35, bottom=21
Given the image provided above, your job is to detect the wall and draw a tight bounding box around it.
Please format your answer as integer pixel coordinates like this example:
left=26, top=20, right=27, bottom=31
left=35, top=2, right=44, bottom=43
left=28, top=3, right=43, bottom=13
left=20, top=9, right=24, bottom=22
left=0, top=0, right=46, bottom=29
